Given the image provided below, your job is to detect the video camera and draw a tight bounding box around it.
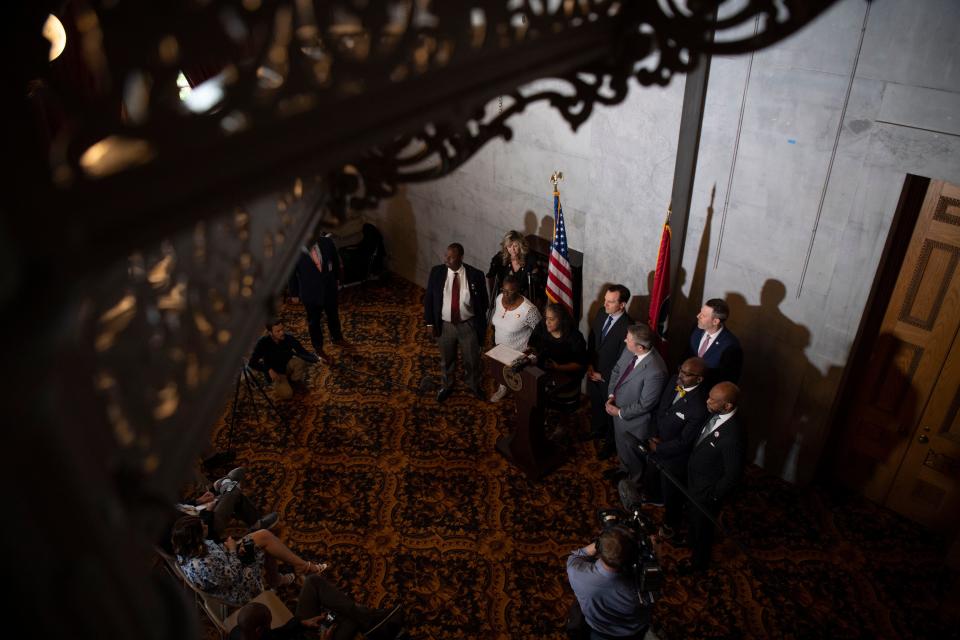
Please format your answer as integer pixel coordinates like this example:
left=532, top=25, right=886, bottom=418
left=597, top=507, right=663, bottom=602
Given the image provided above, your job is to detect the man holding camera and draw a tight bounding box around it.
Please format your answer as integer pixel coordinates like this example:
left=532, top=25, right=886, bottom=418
left=249, top=320, right=321, bottom=400
left=566, top=527, right=651, bottom=639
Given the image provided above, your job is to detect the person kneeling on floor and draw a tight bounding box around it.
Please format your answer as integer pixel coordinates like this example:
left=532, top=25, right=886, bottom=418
left=249, top=320, right=320, bottom=401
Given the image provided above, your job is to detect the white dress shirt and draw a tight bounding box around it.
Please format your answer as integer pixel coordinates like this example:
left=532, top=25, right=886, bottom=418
left=697, top=326, right=724, bottom=355
left=441, top=265, right=473, bottom=323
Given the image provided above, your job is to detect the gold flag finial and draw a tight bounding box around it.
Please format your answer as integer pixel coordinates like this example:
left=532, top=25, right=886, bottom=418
left=550, top=170, right=563, bottom=186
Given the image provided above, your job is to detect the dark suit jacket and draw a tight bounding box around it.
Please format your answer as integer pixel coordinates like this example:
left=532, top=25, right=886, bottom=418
left=686, top=414, right=745, bottom=506
left=587, top=311, right=631, bottom=380
left=289, top=236, right=341, bottom=306
left=688, top=327, right=743, bottom=384
left=424, top=263, right=489, bottom=340
left=651, top=375, right=709, bottom=466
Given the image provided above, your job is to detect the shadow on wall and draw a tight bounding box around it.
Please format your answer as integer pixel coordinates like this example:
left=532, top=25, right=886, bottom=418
left=824, top=332, right=918, bottom=496
left=670, top=185, right=844, bottom=483
left=379, top=186, right=418, bottom=283
left=524, top=209, right=555, bottom=242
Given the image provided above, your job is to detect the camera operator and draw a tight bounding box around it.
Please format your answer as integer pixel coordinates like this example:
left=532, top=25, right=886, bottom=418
left=566, top=527, right=651, bottom=639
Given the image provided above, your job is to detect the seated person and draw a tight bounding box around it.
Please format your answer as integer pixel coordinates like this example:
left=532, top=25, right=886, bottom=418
left=172, top=515, right=325, bottom=607
left=527, top=303, right=587, bottom=399
left=231, top=576, right=404, bottom=640
left=249, top=320, right=319, bottom=400
left=489, top=274, right=541, bottom=402
left=566, top=527, right=651, bottom=639
left=486, top=230, right=541, bottom=303
left=176, top=466, right=278, bottom=541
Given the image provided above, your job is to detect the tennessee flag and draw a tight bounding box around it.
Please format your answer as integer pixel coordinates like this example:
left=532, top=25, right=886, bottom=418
left=649, top=215, right=671, bottom=347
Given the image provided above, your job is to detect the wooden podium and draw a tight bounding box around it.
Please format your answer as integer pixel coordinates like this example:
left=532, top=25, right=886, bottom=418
left=484, top=355, right=565, bottom=480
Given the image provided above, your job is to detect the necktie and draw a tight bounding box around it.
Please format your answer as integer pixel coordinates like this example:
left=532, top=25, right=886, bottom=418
left=672, top=385, right=685, bottom=404
left=601, top=315, right=614, bottom=340
left=696, top=414, right=721, bottom=446
left=310, top=244, right=325, bottom=272
left=451, top=272, right=461, bottom=323
left=612, top=356, right=637, bottom=395
left=697, top=333, right=711, bottom=357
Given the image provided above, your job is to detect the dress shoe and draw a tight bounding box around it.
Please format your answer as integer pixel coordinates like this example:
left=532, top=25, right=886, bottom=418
left=596, top=440, right=616, bottom=460
left=617, top=478, right=645, bottom=512
left=227, top=467, right=246, bottom=482
left=436, top=387, right=454, bottom=403
left=601, top=468, right=627, bottom=482
left=248, top=512, right=278, bottom=532
left=316, top=350, right=334, bottom=365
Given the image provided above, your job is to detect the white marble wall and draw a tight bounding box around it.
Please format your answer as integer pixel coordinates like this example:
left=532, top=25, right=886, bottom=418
left=679, top=0, right=960, bottom=482
left=365, top=0, right=960, bottom=483
left=367, top=76, right=687, bottom=320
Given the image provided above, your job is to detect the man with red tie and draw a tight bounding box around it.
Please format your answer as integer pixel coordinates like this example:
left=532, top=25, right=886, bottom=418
left=290, top=231, right=347, bottom=364
left=688, top=298, right=743, bottom=385
left=424, top=243, right=489, bottom=402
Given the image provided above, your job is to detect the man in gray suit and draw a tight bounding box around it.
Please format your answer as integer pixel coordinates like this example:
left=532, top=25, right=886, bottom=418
left=603, top=323, right=668, bottom=484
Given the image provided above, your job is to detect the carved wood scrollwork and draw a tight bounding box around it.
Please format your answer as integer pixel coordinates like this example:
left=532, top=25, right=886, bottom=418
left=19, top=0, right=841, bottom=267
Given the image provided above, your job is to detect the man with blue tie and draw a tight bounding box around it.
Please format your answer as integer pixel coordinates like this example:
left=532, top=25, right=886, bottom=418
left=688, top=298, right=743, bottom=385
left=586, top=285, right=632, bottom=459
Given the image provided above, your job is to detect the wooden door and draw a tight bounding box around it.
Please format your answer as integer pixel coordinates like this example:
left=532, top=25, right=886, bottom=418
left=839, top=180, right=960, bottom=536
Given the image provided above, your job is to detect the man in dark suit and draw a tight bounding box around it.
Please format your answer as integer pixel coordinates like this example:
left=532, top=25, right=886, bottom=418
left=646, top=357, right=709, bottom=537
left=688, top=298, right=743, bottom=385
left=586, top=284, right=632, bottom=460
left=424, top=243, right=489, bottom=402
left=680, top=382, right=745, bottom=574
left=604, top=323, right=668, bottom=485
left=290, top=232, right=346, bottom=363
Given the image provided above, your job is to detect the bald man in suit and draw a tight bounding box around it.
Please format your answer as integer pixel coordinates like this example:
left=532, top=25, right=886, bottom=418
left=680, top=382, right=746, bottom=574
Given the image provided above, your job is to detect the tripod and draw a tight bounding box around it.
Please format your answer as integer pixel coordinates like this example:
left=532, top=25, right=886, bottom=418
left=227, top=359, right=291, bottom=445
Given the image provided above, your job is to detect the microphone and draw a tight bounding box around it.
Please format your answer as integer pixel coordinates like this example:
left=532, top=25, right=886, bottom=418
left=510, top=355, right=531, bottom=373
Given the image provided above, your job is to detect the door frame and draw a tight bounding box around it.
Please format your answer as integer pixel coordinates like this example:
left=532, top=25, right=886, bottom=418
left=817, top=174, right=929, bottom=481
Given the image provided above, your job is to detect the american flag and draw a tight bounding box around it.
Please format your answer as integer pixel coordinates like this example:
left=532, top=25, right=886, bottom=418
left=545, top=191, right=574, bottom=315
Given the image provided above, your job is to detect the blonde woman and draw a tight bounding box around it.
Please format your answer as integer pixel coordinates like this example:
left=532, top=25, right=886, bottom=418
left=486, top=230, right=542, bottom=303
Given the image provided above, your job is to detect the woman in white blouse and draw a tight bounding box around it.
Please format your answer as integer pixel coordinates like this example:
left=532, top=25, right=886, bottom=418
left=490, top=275, right=541, bottom=402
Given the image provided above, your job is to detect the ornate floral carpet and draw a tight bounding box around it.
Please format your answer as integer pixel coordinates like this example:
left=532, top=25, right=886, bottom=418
left=204, top=275, right=955, bottom=640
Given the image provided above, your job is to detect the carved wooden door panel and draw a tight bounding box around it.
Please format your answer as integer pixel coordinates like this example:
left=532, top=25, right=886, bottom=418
left=840, top=180, right=960, bottom=537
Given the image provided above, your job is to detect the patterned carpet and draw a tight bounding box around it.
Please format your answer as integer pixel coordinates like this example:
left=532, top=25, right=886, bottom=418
left=204, top=274, right=956, bottom=639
